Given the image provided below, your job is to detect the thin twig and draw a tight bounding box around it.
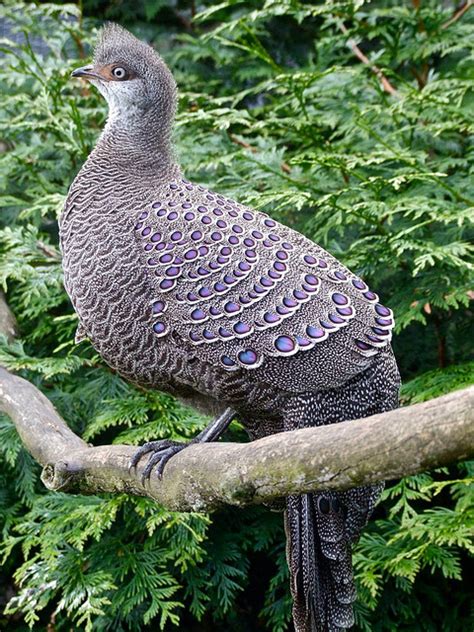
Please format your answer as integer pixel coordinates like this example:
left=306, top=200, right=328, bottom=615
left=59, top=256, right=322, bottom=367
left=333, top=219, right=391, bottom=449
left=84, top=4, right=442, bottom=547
left=338, top=22, right=398, bottom=97
left=442, top=1, right=473, bottom=29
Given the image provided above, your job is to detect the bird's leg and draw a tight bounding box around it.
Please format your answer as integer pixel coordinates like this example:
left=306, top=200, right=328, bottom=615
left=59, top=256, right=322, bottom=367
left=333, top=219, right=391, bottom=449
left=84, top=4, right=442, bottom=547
left=129, top=407, right=236, bottom=482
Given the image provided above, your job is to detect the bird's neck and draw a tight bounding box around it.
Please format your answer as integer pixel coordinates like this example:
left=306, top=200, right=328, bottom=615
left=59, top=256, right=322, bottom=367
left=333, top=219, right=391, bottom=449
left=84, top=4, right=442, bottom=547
left=92, top=104, right=178, bottom=177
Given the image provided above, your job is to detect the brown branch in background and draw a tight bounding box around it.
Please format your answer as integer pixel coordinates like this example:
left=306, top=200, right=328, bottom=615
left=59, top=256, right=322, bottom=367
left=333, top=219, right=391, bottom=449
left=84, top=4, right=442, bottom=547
left=442, top=1, right=473, bottom=29
left=338, top=22, right=398, bottom=97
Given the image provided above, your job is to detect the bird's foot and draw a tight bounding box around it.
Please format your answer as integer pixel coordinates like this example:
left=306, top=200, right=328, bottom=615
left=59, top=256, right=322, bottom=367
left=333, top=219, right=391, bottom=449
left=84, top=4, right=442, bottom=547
left=129, top=439, right=188, bottom=483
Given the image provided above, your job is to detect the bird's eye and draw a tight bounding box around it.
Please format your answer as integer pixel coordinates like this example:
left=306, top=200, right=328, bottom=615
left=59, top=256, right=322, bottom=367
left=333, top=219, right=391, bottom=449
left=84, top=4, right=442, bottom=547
left=112, top=66, right=128, bottom=80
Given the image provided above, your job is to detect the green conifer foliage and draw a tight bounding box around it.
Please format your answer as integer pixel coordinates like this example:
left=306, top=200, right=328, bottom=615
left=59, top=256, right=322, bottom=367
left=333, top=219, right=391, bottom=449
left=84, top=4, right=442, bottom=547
left=0, top=1, right=472, bottom=630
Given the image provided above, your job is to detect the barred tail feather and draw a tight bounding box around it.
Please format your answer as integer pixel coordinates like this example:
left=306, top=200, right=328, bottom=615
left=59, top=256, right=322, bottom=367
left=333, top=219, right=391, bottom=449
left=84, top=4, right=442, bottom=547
left=286, top=487, right=382, bottom=632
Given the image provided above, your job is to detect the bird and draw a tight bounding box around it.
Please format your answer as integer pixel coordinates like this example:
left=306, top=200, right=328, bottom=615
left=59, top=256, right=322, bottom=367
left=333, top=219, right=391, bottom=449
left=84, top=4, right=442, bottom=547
left=62, top=23, right=400, bottom=632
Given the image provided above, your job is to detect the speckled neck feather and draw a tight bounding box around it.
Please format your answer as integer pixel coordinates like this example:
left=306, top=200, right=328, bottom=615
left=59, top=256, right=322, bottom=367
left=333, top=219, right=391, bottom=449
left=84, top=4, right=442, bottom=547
left=60, top=23, right=400, bottom=632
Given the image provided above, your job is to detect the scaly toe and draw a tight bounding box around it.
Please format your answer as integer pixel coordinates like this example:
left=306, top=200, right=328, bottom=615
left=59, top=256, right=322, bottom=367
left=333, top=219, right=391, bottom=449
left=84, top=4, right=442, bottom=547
left=128, top=439, right=178, bottom=473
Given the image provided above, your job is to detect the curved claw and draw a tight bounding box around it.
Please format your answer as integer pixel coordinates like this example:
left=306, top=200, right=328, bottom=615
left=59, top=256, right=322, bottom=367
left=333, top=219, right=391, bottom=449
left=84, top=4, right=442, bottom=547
left=149, top=445, right=184, bottom=481
left=128, top=439, right=179, bottom=474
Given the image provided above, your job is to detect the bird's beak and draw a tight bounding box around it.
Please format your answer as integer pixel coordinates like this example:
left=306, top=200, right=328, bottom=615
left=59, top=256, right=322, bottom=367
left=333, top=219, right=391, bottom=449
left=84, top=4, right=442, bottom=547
left=71, top=65, right=102, bottom=80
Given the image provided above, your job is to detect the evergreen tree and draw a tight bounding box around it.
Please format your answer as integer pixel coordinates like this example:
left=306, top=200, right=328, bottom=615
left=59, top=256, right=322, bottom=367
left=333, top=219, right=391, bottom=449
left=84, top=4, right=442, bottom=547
left=0, top=1, right=472, bottom=629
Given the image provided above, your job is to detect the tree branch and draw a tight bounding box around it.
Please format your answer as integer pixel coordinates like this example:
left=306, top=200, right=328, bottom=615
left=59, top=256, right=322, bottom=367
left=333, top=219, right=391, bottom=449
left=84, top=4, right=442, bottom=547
left=0, top=366, right=473, bottom=512
left=338, top=22, right=399, bottom=97
left=442, top=1, right=473, bottom=30
left=0, top=291, right=18, bottom=342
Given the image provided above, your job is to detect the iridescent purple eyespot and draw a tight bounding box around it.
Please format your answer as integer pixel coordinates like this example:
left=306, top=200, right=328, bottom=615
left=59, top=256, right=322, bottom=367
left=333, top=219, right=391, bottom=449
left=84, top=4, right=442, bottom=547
left=352, top=279, right=367, bottom=290
left=141, top=227, right=151, bottom=237
left=160, top=253, right=173, bottom=264
left=366, top=334, right=383, bottom=344
left=375, top=304, right=391, bottom=317
left=234, top=322, right=251, bottom=335
left=191, top=231, right=202, bottom=241
left=375, top=317, right=393, bottom=327
left=217, top=220, right=227, bottom=229
left=355, top=340, right=373, bottom=351
left=201, top=216, right=212, bottom=224
left=252, top=230, right=263, bottom=239
left=191, top=308, right=206, bottom=321
left=153, top=322, right=166, bottom=335
left=184, top=212, right=195, bottom=221
left=363, top=291, right=377, bottom=301
left=332, top=293, right=349, bottom=306
left=329, top=313, right=345, bottom=324
left=171, top=231, right=182, bottom=241
left=238, top=349, right=258, bottom=365
left=221, top=355, right=236, bottom=367
left=182, top=202, right=192, bottom=209
left=334, top=271, right=347, bottom=280
left=168, top=211, right=178, bottom=220
left=304, top=255, right=316, bottom=265
left=165, top=266, right=180, bottom=277
left=147, top=257, right=158, bottom=266
left=306, top=325, right=325, bottom=339
left=152, top=300, right=166, bottom=314
left=199, top=287, right=212, bottom=298
left=320, top=320, right=336, bottom=330
left=224, top=302, right=240, bottom=314
left=264, top=312, right=280, bottom=324
left=296, top=336, right=311, bottom=347
left=337, top=306, right=354, bottom=317
left=144, top=244, right=153, bottom=251
left=264, top=218, right=276, bottom=228
left=305, top=274, right=319, bottom=286
left=283, top=297, right=297, bottom=308
left=274, top=336, right=295, bottom=353
left=243, top=212, right=253, bottom=220
left=293, top=289, right=308, bottom=301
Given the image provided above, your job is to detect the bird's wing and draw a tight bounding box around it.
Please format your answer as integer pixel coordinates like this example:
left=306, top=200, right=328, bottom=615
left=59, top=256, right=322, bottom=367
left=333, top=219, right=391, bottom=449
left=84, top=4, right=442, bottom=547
left=133, top=178, right=394, bottom=372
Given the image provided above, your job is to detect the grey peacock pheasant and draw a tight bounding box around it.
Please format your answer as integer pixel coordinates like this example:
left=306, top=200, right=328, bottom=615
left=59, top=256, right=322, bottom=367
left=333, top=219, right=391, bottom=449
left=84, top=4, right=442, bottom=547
left=62, top=24, right=400, bottom=632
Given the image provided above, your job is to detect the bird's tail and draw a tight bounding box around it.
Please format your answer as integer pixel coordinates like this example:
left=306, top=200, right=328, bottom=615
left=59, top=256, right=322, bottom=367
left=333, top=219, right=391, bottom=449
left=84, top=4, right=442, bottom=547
left=285, top=484, right=383, bottom=632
